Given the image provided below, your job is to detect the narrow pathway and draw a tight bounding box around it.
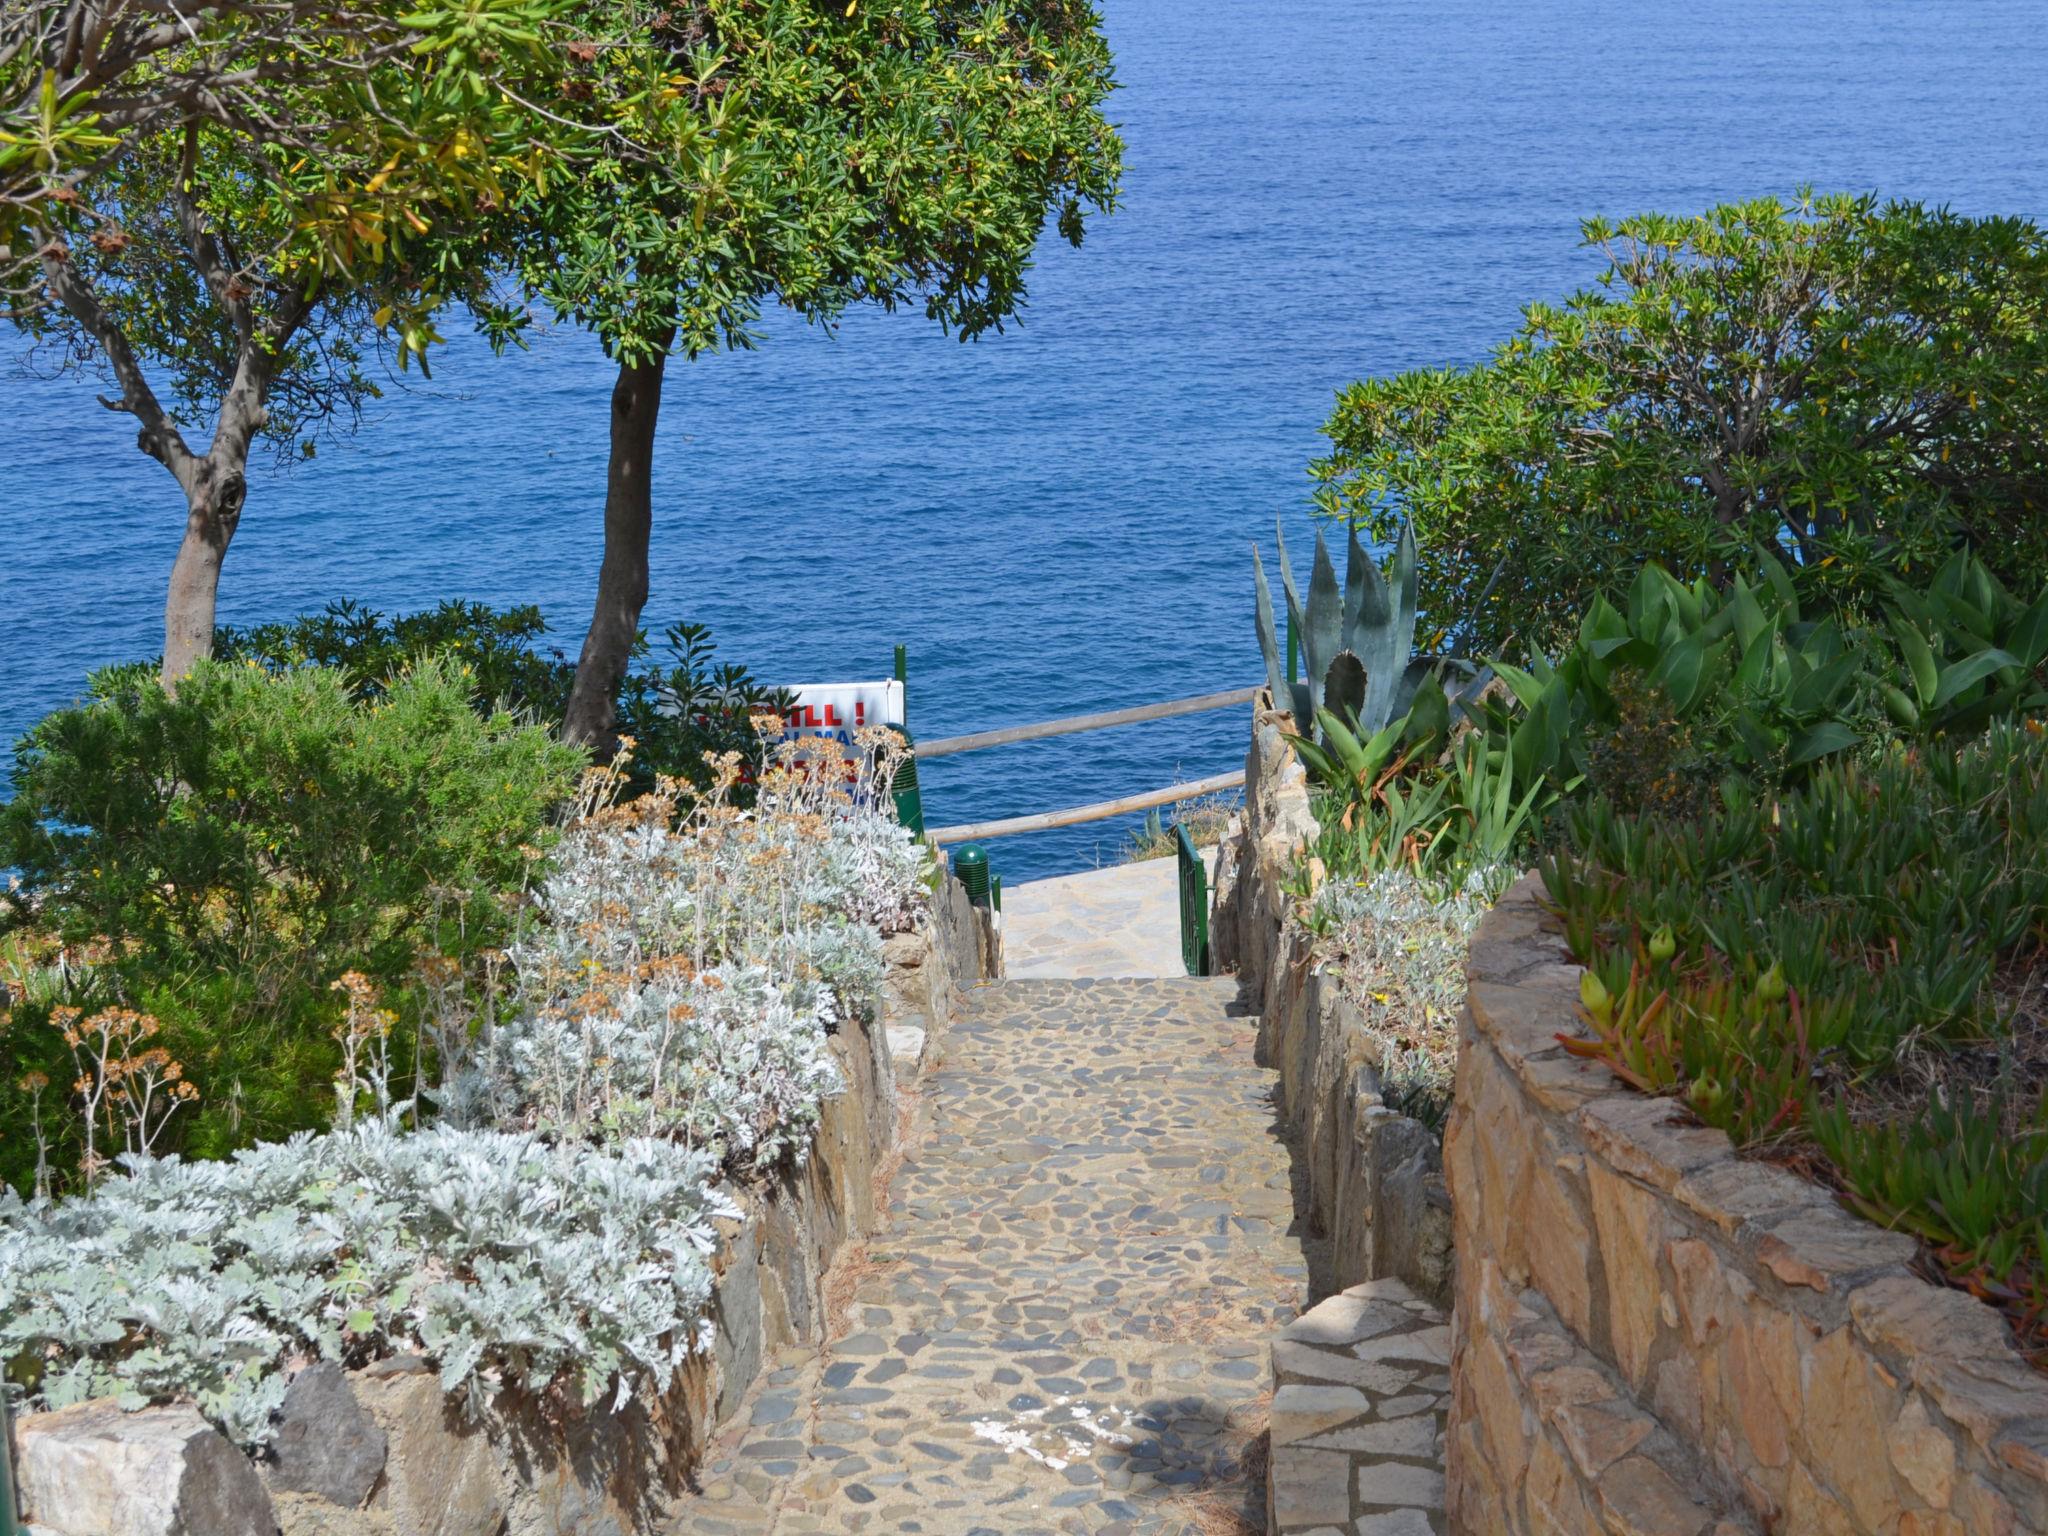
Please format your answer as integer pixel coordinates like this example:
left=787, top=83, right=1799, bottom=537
left=1000, top=861, right=1185, bottom=980
left=687, top=978, right=1305, bottom=1536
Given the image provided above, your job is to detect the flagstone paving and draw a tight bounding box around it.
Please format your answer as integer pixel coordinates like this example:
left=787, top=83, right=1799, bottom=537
left=685, top=978, right=1304, bottom=1535
left=1000, top=860, right=1189, bottom=980
left=684, top=975, right=1449, bottom=1536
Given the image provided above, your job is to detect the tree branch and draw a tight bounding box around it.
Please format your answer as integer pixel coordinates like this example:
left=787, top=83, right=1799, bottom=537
left=36, top=227, right=196, bottom=484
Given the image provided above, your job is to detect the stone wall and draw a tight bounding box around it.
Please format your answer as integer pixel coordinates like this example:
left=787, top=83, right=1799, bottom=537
left=1212, top=699, right=1453, bottom=1308
left=1444, top=875, right=2048, bottom=1535
left=9, top=876, right=993, bottom=1536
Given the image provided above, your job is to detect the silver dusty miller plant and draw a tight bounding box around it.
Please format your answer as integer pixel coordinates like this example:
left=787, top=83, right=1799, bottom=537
left=469, top=734, right=928, bottom=1164
left=0, top=728, right=930, bottom=1447
left=1310, top=862, right=1507, bottom=1130
left=0, top=1124, right=735, bottom=1447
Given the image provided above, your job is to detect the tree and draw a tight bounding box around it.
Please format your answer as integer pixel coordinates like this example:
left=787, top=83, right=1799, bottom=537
left=9, top=0, right=575, bottom=680
left=1312, top=193, right=2048, bottom=658
left=1, top=0, right=567, bottom=309
left=504, top=0, right=1123, bottom=749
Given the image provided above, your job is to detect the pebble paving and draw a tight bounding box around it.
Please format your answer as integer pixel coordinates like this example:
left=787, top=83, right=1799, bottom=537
left=684, top=977, right=1310, bottom=1536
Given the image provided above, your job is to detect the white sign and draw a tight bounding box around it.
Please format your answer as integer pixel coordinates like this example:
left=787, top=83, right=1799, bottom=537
left=779, top=680, right=905, bottom=750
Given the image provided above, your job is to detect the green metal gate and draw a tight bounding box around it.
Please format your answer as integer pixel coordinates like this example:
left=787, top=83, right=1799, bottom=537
left=1175, top=824, right=1210, bottom=977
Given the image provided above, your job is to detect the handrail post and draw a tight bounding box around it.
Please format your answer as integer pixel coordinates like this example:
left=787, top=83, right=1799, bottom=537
left=1175, top=824, right=1210, bottom=976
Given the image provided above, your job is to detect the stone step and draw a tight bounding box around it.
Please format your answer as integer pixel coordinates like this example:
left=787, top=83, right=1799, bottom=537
left=1268, top=1279, right=1450, bottom=1536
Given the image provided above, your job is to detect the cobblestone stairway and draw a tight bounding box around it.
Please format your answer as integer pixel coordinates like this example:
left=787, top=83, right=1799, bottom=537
left=684, top=976, right=1445, bottom=1536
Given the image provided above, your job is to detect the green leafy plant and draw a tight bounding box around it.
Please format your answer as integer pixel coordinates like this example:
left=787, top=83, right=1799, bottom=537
left=1881, top=550, right=2048, bottom=738
left=0, top=658, right=583, bottom=1188
left=1543, top=720, right=2048, bottom=1345
left=215, top=601, right=787, bottom=794
left=1314, top=192, right=2048, bottom=656
left=1255, top=519, right=1475, bottom=740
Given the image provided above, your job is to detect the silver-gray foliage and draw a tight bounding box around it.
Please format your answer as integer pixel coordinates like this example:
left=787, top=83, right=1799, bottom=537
left=0, top=1124, right=736, bottom=1446
left=476, top=799, right=925, bottom=1163
left=1311, top=863, right=1508, bottom=1126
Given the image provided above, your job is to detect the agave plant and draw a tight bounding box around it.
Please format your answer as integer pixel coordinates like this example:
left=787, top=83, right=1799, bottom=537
left=1255, top=519, right=1461, bottom=739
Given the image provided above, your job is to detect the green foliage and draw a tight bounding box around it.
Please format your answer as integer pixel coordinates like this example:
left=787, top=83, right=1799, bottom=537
left=1544, top=722, right=2048, bottom=1333
left=503, top=0, right=1123, bottom=362
left=0, top=658, right=583, bottom=1190
left=1480, top=549, right=2048, bottom=804
left=1314, top=193, right=2048, bottom=655
left=1881, top=550, right=2048, bottom=737
left=215, top=600, right=787, bottom=794
left=1255, top=519, right=1474, bottom=740
left=1303, top=708, right=1542, bottom=906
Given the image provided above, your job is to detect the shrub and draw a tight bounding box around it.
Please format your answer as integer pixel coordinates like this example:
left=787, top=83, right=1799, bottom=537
left=0, top=658, right=583, bottom=1190
left=0, top=1124, right=736, bottom=1446
left=1307, top=865, right=1508, bottom=1135
left=1314, top=192, right=2048, bottom=655
left=217, top=602, right=787, bottom=794
left=470, top=735, right=929, bottom=1165
left=1543, top=720, right=2048, bottom=1339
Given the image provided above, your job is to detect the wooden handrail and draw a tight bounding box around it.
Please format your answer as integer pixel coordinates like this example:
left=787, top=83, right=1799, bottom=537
left=915, top=685, right=1260, bottom=759
left=927, top=769, right=1245, bottom=844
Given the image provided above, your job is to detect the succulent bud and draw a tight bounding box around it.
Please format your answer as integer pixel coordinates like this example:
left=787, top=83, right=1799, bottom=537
left=1648, top=925, right=1676, bottom=963
left=1579, top=969, right=1613, bottom=1025
left=1686, top=1075, right=1727, bottom=1117
left=1755, top=962, right=1788, bottom=1004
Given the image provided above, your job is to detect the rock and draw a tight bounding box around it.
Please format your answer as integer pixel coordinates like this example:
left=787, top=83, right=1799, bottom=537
left=1267, top=1444, right=1352, bottom=1527
left=264, top=1363, right=387, bottom=1509
left=1269, top=1384, right=1369, bottom=1445
left=352, top=1364, right=506, bottom=1536
left=15, top=1398, right=278, bottom=1536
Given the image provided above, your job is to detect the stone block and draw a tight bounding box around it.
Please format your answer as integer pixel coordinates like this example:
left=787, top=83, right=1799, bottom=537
left=1588, top=1162, right=1664, bottom=1389
left=1268, top=1444, right=1353, bottom=1528
left=1356, top=1458, right=1444, bottom=1510
left=265, top=1362, right=386, bottom=1508
left=353, top=1361, right=506, bottom=1536
left=15, top=1398, right=277, bottom=1536
left=1270, top=1384, right=1371, bottom=1446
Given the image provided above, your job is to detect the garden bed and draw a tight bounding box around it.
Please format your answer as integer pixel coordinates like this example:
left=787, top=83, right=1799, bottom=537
left=1444, top=877, right=2048, bottom=1535
left=6, top=872, right=989, bottom=1536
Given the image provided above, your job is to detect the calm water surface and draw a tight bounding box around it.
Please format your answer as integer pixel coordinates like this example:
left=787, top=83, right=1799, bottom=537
left=7, top=1, right=2047, bottom=880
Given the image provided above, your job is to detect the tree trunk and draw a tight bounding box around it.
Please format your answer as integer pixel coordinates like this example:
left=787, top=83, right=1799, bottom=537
left=161, top=460, right=248, bottom=684
left=563, top=337, right=674, bottom=753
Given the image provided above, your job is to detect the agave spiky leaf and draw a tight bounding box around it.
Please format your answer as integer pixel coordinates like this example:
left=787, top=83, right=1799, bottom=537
left=1324, top=650, right=1367, bottom=725
left=1305, top=531, right=1345, bottom=720
left=1252, top=546, right=1288, bottom=705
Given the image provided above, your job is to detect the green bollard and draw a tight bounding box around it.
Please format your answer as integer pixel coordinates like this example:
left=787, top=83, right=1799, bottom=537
left=954, top=843, right=993, bottom=907
left=890, top=728, right=926, bottom=837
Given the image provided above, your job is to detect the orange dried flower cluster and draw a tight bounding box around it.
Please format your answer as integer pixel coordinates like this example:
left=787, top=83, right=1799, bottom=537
left=46, top=1004, right=199, bottom=1186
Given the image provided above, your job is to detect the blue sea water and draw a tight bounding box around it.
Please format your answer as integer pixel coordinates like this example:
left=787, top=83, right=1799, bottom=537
left=6, top=0, right=2048, bottom=881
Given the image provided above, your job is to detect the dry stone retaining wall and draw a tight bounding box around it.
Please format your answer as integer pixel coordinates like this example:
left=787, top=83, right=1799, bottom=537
left=1212, top=700, right=1453, bottom=1307
left=1445, top=874, right=2048, bottom=1535
left=9, top=876, right=994, bottom=1536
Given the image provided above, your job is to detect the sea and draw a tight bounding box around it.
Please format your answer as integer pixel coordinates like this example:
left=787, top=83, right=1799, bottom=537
left=7, top=0, right=2047, bottom=881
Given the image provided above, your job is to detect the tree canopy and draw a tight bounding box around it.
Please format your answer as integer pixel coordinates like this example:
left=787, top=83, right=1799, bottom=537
left=1312, top=192, right=2048, bottom=658
left=495, top=0, right=1123, bottom=744
left=7, top=0, right=603, bottom=677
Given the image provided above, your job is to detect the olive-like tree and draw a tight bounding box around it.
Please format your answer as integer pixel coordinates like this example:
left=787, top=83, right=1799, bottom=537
left=507, top=1, right=1122, bottom=748
left=8, top=0, right=585, bottom=680
left=1313, top=193, right=2048, bottom=657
